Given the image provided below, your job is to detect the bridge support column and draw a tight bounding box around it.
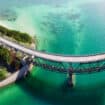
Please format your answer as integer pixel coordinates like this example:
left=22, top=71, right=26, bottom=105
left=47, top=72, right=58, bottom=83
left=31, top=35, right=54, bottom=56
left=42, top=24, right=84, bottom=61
left=67, top=68, right=73, bottom=87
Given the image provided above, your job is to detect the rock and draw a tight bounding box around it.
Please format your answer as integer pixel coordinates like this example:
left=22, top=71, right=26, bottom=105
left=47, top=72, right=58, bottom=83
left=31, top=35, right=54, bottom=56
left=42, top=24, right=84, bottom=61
left=0, top=9, right=17, bottom=21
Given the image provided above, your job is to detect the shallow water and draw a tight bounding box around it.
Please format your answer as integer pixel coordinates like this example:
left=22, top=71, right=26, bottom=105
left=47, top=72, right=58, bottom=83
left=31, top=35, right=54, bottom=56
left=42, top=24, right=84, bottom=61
left=0, top=0, right=105, bottom=105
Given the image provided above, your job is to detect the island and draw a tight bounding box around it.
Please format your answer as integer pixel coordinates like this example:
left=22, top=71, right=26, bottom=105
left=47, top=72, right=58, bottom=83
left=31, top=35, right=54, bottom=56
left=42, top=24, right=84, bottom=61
left=0, top=25, right=36, bottom=86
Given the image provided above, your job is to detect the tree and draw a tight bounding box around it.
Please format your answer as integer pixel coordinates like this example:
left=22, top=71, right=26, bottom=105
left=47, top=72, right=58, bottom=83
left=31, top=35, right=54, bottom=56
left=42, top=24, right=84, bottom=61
left=0, top=46, right=11, bottom=64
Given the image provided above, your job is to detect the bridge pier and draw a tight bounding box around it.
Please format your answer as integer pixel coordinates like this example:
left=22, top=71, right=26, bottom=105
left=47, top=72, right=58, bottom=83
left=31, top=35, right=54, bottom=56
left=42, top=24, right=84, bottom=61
left=67, top=68, right=73, bottom=88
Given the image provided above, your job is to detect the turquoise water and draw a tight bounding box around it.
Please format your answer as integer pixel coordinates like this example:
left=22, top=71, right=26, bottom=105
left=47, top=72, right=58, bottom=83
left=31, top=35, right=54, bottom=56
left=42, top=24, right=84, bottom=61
left=0, top=0, right=105, bottom=105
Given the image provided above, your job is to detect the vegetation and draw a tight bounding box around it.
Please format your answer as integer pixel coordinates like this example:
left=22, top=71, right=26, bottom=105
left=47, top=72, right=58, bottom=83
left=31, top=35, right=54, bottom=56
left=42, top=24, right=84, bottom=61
left=0, top=46, right=11, bottom=81
left=0, top=46, right=11, bottom=64
left=0, top=25, right=33, bottom=44
left=0, top=67, right=8, bottom=81
left=0, top=45, right=22, bottom=80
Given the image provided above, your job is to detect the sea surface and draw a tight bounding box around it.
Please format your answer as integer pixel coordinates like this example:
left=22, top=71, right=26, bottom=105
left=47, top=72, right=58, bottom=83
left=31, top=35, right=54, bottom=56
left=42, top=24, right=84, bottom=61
left=0, top=0, right=105, bottom=105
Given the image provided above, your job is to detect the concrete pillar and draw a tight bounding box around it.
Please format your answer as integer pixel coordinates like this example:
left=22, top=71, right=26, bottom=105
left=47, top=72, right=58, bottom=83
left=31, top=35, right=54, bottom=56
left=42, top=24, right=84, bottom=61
left=67, top=68, right=73, bottom=87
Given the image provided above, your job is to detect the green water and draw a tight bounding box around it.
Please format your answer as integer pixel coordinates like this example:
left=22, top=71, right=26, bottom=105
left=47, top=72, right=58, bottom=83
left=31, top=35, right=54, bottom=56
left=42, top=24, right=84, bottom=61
left=0, top=0, right=105, bottom=105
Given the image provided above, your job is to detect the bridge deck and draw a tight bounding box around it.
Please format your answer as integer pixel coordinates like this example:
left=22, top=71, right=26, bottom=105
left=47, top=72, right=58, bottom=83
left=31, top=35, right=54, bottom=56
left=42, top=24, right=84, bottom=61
left=0, top=37, right=105, bottom=63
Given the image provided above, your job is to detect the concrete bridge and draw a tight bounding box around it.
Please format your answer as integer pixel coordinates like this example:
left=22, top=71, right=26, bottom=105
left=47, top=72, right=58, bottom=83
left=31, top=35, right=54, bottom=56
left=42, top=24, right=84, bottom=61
left=1, top=37, right=105, bottom=87
left=0, top=37, right=105, bottom=63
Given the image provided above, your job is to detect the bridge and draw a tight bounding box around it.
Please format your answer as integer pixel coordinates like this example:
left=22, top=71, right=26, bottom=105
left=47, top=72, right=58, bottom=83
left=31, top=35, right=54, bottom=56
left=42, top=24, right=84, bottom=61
left=1, top=37, right=105, bottom=87
left=1, top=37, right=105, bottom=63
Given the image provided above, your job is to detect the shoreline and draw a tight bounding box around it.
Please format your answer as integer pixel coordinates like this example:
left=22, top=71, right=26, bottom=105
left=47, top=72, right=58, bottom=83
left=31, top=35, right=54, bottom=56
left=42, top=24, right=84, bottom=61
left=0, top=18, right=36, bottom=37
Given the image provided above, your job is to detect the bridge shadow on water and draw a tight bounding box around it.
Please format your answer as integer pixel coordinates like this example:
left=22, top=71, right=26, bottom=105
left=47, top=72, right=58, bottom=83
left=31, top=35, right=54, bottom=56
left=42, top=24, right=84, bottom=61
left=15, top=72, right=105, bottom=105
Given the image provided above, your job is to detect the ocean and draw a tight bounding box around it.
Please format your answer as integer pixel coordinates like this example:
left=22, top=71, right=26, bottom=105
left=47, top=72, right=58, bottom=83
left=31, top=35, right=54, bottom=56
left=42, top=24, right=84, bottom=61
left=0, top=0, right=105, bottom=105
